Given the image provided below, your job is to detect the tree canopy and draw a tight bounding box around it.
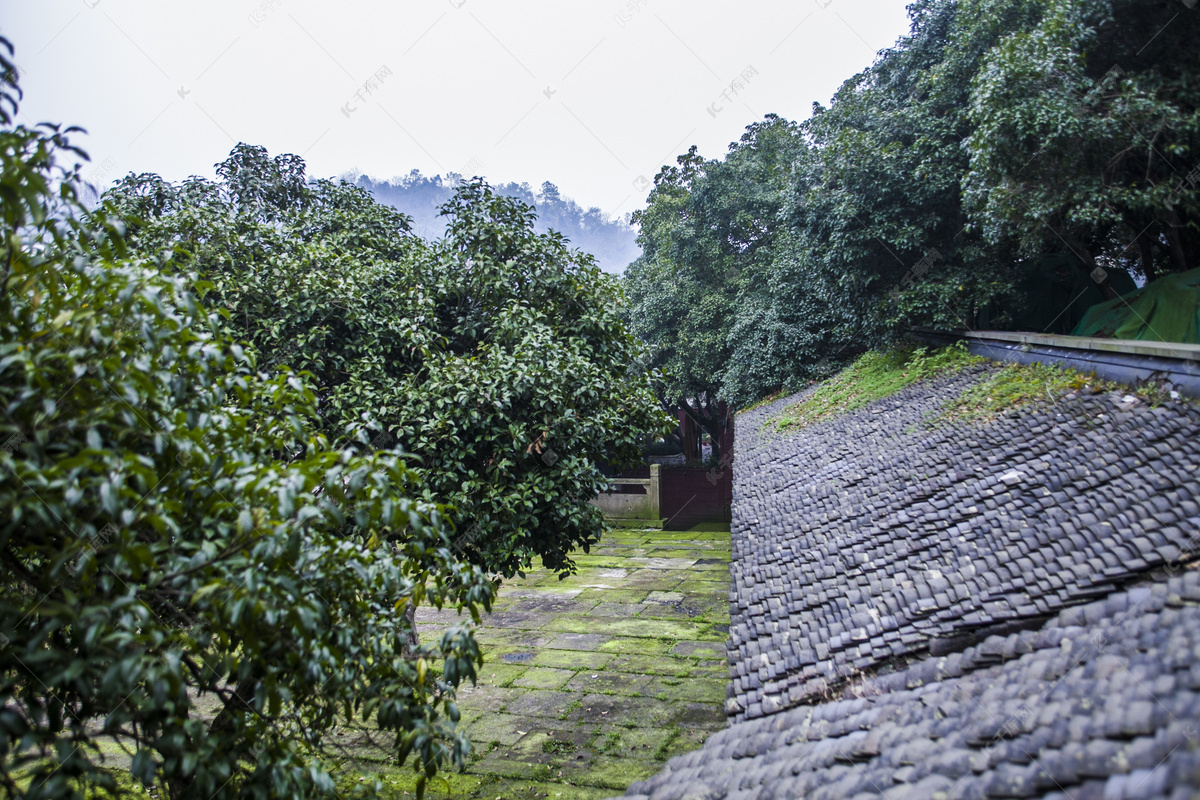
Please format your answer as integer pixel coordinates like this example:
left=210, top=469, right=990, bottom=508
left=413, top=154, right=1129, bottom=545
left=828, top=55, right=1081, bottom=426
left=0, top=36, right=665, bottom=800
left=624, top=0, right=1200, bottom=409
left=104, top=147, right=668, bottom=581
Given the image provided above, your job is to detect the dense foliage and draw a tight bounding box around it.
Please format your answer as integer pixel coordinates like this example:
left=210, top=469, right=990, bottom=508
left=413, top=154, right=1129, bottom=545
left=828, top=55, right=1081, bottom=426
left=625, top=0, right=1200, bottom=409
left=103, top=148, right=666, bottom=581
left=0, top=45, right=495, bottom=800
left=0, top=36, right=665, bottom=800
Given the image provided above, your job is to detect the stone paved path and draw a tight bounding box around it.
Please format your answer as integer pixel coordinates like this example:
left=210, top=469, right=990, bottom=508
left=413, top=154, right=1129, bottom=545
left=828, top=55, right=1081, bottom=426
left=403, top=526, right=731, bottom=799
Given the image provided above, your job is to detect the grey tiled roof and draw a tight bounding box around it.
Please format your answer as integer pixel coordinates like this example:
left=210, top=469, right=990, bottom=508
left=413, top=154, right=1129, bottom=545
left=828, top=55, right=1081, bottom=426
left=727, top=367, right=1200, bottom=721
left=610, top=364, right=1200, bottom=799
left=621, top=573, right=1200, bottom=800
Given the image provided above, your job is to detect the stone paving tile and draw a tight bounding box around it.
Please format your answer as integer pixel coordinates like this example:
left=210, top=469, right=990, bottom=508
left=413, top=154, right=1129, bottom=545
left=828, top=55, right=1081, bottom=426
left=585, top=602, right=645, bottom=617
left=376, top=525, right=732, bottom=799
left=513, top=667, right=576, bottom=690
left=547, top=632, right=611, bottom=651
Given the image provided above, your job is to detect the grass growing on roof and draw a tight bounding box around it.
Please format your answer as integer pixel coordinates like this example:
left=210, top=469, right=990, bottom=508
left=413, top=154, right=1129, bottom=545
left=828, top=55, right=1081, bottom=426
left=772, top=342, right=981, bottom=431
left=937, top=361, right=1133, bottom=422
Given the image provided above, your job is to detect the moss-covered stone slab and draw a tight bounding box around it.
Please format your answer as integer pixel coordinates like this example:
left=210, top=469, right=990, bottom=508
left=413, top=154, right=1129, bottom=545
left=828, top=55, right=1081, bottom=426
left=472, top=629, right=557, bottom=652
left=503, top=690, right=581, bottom=719
left=528, top=650, right=614, bottom=671
left=572, top=588, right=652, bottom=605
left=626, top=557, right=698, bottom=569
left=460, top=712, right=534, bottom=747
left=673, top=579, right=728, bottom=595
left=565, top=757, right=662, bottom=790
left=414, top=606, right=474, bottom=624
left=546, top=632, right=610, bottom=651
left=596, top=637, right=674, bottom=657
left=486, top=611, right=554, bottom=629
left=671, top=701, right=727, bottom=728
left=602, top=654, right=721, bottom=678
left=574, top=694, right=680, bottom=728
left=472, top=663, right=528, bottom=688
left=586, top=602, right=646, bottom=617
left=500, top=724, right=597, bottom=763
left=622, top=569, right=685, bottom=584
left=509, top=595, right=599, bottom=614
left=643, top=676, right=727, bottom=704
left=454, top=685, right=524, bottom=713
left=636, top=603, right=712, bottom=621
left=547, top=616, right=712, bottom=641
left=563, top=671, right=653, bottom=695
left=670, top=640, right=727, bottom=658
left=513, top=667, right=577, bottom=690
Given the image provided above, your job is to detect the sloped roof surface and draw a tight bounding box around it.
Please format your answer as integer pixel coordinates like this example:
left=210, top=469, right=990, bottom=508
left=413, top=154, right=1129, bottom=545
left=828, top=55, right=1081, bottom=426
left=727, top=366, right=1199, bottom=722
left=611, top=363, right=1200, bottom=800
left=622, top=574, right=1200, bottom=800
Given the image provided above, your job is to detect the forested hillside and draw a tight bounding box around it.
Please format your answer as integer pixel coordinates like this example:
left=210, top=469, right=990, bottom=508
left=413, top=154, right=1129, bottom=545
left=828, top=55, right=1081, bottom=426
left=625, top=0, right=1199, bottom=410
left=354, top=172, right=640, bottom=274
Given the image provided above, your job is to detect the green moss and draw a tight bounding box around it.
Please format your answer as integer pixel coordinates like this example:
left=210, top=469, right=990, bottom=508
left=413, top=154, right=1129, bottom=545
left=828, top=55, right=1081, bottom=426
left=596, top=638, right=673, bottom=657
left=938, top=361, right=1114, bottom=422
left=653, top=726, right=682, bottom=761
left=570, top=757, right=661, bottom=789
left=514, top=667, right=576, bottom=691
left=739, top=388, right=788, bottom=414
left=557, top=697, right=584, bottom=721
left=773, top=342, right=981, bottom=431
left=546, top=617, right=710, bottom=641
left=542, top=739, right=577, bottom=755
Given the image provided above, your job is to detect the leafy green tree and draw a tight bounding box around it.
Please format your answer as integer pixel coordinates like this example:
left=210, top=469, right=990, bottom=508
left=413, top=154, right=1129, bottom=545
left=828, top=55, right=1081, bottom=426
left=784, top=0, right=1042, bottom=340
left=964, top=0, right=1200, bottom=286
left=625, top=119, right=816, bottom=418
left=625, top=146, right=733, bottom=445
left=104, top=148, right=667, bottom=580
left=0, top=44, right=491, bottom=800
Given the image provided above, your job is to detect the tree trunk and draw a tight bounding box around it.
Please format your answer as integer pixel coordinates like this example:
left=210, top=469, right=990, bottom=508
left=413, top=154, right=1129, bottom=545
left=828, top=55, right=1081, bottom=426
left=403, top=601, right=419, bottom=659
left=168, top=675, right=258, bottom=800
left=1057, top=227, right=1119, bottom=300
left=1163, top=209, right=1191, bottom=274
left=1136, top=230, right=1158, bottom=283
left=209, top=674, right=259, bottom=735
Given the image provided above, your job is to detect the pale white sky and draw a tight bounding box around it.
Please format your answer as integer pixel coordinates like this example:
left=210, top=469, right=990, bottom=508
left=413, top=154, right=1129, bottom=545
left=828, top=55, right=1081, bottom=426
left=2, top=0, right=913, bottom=219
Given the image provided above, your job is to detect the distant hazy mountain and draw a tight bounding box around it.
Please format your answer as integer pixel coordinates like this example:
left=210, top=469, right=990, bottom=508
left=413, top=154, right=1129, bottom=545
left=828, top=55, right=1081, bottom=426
left=349, top=171, right=641, bottom=274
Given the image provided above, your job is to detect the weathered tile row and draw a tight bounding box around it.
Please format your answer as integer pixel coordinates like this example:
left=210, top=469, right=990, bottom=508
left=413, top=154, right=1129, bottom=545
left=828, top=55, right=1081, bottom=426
left=620, top=571, right=1200, bottom=800
left=607, top=363, right=1200, bottom=799
left=728, top=367, right=1200, bottom=720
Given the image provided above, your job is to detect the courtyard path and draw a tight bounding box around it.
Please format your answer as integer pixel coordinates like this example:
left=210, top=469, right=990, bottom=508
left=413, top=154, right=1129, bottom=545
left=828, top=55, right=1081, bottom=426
left=407, top=525, right=731, bottom=799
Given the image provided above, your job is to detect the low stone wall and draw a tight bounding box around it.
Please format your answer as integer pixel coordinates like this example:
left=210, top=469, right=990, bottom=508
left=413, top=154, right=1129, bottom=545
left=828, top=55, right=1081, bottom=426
left=594, top=464, right=732, bottom=530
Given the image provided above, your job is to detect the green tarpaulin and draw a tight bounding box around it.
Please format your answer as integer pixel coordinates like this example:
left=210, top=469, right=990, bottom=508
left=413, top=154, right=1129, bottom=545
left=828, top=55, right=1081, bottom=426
left=1072, top=267, right=1200, bottom=344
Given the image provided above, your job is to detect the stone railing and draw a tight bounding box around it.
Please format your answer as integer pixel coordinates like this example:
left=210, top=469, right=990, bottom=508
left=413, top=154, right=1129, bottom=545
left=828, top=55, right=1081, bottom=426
left=591, top=464, right=662, bottom=527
